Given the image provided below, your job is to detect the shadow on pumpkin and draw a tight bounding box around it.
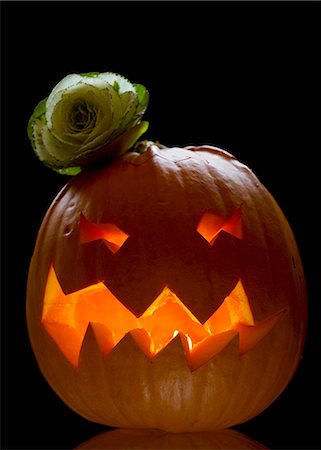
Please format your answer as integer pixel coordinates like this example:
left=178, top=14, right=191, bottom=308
left=75, top=427, right=267, bottom=449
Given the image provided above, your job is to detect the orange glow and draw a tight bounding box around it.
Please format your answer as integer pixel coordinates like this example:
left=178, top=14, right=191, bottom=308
left=42, top=266, right=284, bottom=370
left=79, top=213, right=129, bottom=253
left=197, top=209, right=242, bottom=245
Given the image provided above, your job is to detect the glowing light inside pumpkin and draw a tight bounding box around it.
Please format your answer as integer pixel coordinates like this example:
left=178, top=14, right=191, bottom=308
left=197, top=208, right=243, bottom=244
left=42, top=266, right=284, bottom=370
left=79, top=208, right=242, bottom=254
left=79, top=213, right=129, bottom=253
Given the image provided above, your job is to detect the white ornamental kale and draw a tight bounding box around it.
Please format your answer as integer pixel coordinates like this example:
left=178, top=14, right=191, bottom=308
left=27, top=72, right=149, bottom=174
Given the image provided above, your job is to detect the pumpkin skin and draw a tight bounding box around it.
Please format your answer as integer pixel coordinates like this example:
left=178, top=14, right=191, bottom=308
left=26, top=143, right=307, bottom=431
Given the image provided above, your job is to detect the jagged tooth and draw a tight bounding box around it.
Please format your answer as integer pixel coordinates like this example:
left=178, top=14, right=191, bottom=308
left=237, top=309, right=286, bottom=355
left=103, top=332, right=152, bottom=366
left=130, top=328, right=152, bottom=357
left=195, top=332, right=241, bottom=372
left=150, top=333, right=190, bottom=370
left=89, top=322, right=115, bottom=357
left=105, top=331, right=190, bottom=371
left=43, top=322, right=82, bottom=368
left=78, top=326, right=139, bottom=426
left=78, top=323, right=106, bottom=371
left=185, top=330, right=238, bottom=371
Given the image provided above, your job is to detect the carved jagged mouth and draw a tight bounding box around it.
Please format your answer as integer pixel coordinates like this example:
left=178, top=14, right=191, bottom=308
left=42, top=265, right=284, bottom=370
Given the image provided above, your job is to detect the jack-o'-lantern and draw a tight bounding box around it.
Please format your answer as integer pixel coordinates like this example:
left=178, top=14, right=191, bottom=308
left=26, top=142, right=307, bottom=432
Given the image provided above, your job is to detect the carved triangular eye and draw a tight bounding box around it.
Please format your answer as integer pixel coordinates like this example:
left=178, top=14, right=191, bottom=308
left=197, top=208, right=242, bottom=245
left=79, top=213, right=129, bottom=254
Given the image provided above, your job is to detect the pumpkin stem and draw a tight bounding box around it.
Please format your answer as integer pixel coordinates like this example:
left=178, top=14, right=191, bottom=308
left=133, top=140, right=165, bottom=154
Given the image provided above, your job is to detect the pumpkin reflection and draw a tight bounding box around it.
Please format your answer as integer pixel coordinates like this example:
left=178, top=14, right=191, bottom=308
left=76, top=427, right=267, bottom=449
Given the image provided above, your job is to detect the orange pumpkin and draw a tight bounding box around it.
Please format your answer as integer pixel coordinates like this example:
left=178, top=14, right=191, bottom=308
left=26, top=142, right=307, bottom=431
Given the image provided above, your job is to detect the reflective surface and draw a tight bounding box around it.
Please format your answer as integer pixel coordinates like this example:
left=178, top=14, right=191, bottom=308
left=75, top=428, right=267, bottom=449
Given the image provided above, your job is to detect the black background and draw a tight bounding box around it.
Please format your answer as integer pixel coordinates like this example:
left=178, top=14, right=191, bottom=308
left=1, top=1, right=319, bottom=449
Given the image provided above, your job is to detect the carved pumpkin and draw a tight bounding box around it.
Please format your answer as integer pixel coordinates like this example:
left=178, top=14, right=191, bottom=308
left=26, top=143, right=307, bottom=431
